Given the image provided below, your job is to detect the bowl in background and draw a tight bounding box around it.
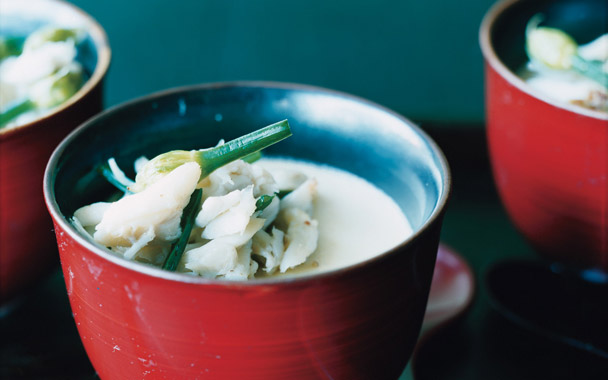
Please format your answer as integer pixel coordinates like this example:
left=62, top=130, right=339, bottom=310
left=44, top=82, right=450, bottom=379
left=480, top=0, right=608, bottom=273
left=0, top=0, right=111, bottom=303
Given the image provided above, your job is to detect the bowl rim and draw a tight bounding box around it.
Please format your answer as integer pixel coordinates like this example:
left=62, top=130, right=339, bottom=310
left=0, top=0, right=112, bottom=138
left=479, top=0, right=608, bottom=121
left=44, top=80, right=451, bottom=287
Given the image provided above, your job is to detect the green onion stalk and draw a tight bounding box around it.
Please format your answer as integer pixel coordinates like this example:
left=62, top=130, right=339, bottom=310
left=133, top=120, right=292, bottom=191
left=162, top=188, right=203, bottom=271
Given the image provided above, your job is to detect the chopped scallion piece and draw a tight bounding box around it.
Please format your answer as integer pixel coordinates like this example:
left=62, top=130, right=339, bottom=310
left=276, top=189, right=293, bottom=199
left=255, top=195, right=275, bottom=212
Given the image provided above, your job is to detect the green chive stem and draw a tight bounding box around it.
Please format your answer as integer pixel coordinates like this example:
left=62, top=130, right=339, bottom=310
left=97, top=158, right=135, bottom=194
left=0, top=99, right=35, bottom=127
left=162, top=188, right=203, bottom=271
left=134, top=120, right=292, bottom=191
left=198, top=120, right=290, bottom=175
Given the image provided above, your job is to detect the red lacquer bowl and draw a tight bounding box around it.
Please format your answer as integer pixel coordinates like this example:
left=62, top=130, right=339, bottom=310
left=0, top=0, right=110, bottom=303
left=44, top=82, right=450, bottom=379
left=480, top=0, right=608, bottom=272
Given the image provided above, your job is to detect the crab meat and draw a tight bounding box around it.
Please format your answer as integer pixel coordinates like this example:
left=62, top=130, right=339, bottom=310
left=73, top=202, right=111, bottom=227
left=93, top=162, right=201, bottom=256
left=184, top=218, right=264, bottom=278
left=268, top=168, right=307, bottom=191
left=199, top=160, right=278, bottom=199
left=224, top=241, right=260, bottom=280
left=278, top=208, right=319, bottom=272
left=279, top=178, right=317, bottom=215
left=251, top=227, right=285, bottom=273
left=257, top=195, right=280, bottom=229
left=196, top=185, right=257, bottom=239
left=275, top=178, right=319, bottom=272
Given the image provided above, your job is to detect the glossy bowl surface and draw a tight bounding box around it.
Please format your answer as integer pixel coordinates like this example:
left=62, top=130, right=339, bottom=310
left=44, top=82, right=450, bottom=379
left=480, top=0, right=608, bottom=271
left=0, top=0, right=111, bottom=303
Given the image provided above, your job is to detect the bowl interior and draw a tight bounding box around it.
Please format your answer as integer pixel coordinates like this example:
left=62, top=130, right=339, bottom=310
left=491, top=0, right=607, bottom=73
left=50, top=83, right=448, bottom=271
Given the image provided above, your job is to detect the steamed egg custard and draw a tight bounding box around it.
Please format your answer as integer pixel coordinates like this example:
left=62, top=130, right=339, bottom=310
left=256, top=158, right=412, bottom=276
left=72, top=121, right=412, bottom=279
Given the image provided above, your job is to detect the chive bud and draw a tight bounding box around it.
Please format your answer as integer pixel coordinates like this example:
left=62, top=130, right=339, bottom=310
left=526, top=15, right=578, bottom=70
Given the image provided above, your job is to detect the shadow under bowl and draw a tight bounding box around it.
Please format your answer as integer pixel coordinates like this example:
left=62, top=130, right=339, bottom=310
left=0, top=0, right=111, bottom=303
left=480, top=0, right=608, bottom=272
left=44, top=82, right=450, bottom=379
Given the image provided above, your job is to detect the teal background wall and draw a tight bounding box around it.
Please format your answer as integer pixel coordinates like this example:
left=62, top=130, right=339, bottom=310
left=71, top=0, right=496, bottom=125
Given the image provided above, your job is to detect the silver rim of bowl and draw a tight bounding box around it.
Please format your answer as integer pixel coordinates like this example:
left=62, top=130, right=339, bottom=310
left=44, top=80, right=452, bottom=287
left=479, top=0, right=608, bottom=121
left=0, top=0, right=112, bottom=138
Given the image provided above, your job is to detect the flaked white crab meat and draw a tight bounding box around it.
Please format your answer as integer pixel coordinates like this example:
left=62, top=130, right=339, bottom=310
left=279, top=178, right=317, bottom=215
left=199, top=160, right=278, bottom=199
left=251, top=227, right=285, bottom=274
left=73, top=201, right=111, bottom=228
left=196, top=185, right=257, bottom=239
left=184, top=218, right=264, bottom=278
left=92, top=162, right=201, bottom=259
left=183, top=239, right=238, bottom=277
left=275, top=178, right=319, bottom=272
left=224, top=241, right=260, bottom=280
left=278, top=208, right=319, bottom=272
left=267, top=168, right=307, bottom=191
left=257, top=196, right=280, bottom=229
left=139, top=244, right=171, bottom=265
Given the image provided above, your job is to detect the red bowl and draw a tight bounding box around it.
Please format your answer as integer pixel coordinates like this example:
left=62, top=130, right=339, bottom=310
left=0, top=0, right=110, bottom=303
left=480, top=0, right=608, bottom=272
left=44, top=82, right=450, bottom=379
